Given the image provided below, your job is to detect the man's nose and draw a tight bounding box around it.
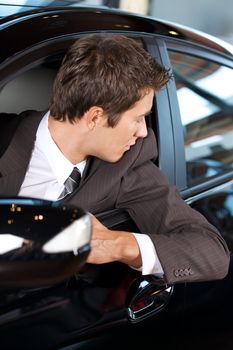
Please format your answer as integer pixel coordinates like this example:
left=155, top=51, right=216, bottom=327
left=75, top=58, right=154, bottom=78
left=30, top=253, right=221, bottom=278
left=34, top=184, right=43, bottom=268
left=136, top=118, right=148, bottom=138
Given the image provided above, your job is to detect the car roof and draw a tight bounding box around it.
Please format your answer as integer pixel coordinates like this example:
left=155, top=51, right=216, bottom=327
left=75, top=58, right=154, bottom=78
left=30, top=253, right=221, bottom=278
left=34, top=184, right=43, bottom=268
left=1, top=6, right=233, bottom=64
left=0, top=1, right=107, bottom=19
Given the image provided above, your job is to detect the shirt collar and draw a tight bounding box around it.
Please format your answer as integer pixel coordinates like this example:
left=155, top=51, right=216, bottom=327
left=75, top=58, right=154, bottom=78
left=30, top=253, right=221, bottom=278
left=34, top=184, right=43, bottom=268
left=36, top=112, right=86, bottom=186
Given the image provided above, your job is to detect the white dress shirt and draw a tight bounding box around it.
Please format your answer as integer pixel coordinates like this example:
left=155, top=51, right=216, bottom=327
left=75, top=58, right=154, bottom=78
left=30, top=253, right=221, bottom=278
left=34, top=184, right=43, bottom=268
left=19, top=112, right=163, bottom=276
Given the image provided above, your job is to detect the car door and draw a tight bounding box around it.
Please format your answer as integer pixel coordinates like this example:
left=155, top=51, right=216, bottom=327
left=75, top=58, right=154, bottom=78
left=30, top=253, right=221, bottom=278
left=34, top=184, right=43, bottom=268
left=163, top=38, right=233, bottom=335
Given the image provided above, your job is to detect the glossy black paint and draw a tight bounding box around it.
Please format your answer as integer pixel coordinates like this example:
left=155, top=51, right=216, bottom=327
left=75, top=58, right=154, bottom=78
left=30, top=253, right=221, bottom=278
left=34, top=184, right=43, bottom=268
left=0, top=6, right=231, bottom=67
left=0, top=197, right=91, bottom=287
left=1, top=6, right=233, bottom=350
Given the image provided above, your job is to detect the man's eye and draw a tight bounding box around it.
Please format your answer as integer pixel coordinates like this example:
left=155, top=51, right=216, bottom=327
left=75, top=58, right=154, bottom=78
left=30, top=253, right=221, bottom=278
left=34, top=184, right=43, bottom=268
left=145, top=111, right=152, bottom=117
left=136, top=112, right=152, bottom=123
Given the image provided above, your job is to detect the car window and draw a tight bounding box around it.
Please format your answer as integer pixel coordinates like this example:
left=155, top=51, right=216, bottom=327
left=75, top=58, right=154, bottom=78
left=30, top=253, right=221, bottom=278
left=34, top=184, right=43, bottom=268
left=0, top=36, right=147, bottom=115
left=0, top=63, right=58, bottom=114
left=169, top=51, right=233, bottom=186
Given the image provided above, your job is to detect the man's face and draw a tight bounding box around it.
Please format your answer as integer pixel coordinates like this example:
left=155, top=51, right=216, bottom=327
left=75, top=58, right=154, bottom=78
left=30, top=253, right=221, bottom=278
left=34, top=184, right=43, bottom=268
left=90, top=89, right=154, bottom=162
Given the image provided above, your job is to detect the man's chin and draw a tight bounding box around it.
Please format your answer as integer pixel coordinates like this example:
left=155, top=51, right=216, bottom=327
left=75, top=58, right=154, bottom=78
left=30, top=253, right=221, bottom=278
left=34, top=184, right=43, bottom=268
left=97, top=149, right=129, bottom=163
left=105, top=153, right=125, bottom=163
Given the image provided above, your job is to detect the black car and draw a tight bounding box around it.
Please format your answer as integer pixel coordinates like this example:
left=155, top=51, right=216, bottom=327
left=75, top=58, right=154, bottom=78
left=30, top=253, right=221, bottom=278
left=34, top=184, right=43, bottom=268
left=1, top=6, right=233, bottom=350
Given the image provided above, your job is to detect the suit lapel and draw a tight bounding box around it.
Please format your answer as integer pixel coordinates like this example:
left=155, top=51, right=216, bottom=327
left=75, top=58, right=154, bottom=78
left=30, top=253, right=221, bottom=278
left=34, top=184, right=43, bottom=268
left=80, top=156, right=102, bottom=185
left=0, top=111, right=45, bottom=195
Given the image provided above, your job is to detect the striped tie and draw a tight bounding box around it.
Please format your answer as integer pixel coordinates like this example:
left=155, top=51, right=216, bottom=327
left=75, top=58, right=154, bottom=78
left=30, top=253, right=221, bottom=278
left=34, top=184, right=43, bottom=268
left=58, top=167, right=81, bottom=200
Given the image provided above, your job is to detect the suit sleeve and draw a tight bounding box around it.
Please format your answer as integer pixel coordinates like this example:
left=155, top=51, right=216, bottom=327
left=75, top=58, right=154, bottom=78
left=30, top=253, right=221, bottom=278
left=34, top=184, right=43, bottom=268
left=116, top=129, right=230, bottom=284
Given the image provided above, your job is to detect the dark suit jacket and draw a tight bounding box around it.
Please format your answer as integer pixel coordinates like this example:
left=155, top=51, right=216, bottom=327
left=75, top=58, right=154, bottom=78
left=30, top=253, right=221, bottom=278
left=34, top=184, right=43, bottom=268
left=0, top=110, right=230, bottom=283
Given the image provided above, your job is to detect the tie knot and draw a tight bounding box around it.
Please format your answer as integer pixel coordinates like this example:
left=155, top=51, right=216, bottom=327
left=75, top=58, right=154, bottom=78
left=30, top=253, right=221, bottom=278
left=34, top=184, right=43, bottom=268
left=68, top=167, right=81, bottom=185
left=64, top=167, right=81, bottom=192
left=58, top=167, right=81, bottom=200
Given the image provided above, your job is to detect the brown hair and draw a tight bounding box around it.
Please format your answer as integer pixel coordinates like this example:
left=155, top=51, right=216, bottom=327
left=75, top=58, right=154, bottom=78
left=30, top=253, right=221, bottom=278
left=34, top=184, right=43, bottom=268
left=50, top=34, right=171, bottom=126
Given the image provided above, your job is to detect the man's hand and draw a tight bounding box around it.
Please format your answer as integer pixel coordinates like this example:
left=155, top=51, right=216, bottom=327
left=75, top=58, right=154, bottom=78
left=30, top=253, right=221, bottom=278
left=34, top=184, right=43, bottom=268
left=86, top=215, right=142, bottom=269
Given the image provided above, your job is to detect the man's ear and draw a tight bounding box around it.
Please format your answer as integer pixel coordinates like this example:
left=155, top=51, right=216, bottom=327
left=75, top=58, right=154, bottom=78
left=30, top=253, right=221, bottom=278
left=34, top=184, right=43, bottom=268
left=85, top=106, right=105, bottom=130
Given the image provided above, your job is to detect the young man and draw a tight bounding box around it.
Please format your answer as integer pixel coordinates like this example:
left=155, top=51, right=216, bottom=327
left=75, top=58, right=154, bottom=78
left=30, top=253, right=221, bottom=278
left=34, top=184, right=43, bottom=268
left=0, top=34, right=229, bottom=284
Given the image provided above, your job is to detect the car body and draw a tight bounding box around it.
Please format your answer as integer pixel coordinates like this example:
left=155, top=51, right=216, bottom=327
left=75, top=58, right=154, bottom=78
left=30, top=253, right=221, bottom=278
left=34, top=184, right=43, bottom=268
left=1, top=6, right=233, bottom=350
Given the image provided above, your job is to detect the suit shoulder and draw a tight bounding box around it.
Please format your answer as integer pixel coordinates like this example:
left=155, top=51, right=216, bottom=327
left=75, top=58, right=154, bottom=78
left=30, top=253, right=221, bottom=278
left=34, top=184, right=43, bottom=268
left=0, top=110, right=43, bottom=157
left=0, top=110, right=40, bottom=127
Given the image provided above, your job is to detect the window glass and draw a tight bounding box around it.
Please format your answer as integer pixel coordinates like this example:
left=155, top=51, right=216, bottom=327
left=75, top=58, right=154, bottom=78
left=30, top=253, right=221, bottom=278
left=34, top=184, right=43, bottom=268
left=0, top=64, right=58, bottom=114
left=169, top=51, right=233, bottom=186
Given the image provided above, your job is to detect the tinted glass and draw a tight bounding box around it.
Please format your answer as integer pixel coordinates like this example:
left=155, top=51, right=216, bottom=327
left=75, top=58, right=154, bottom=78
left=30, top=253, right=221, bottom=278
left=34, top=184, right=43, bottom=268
left=169, top=51, right=233, bottom=186
left=0, top=56, right=62, bottom=114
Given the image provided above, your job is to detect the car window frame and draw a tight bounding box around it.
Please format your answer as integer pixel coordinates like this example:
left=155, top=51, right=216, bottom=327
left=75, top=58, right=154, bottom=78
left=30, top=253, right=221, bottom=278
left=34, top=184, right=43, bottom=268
left=0, top=31, right=167, bottom=230
left=145, top=36, right=177, bottom=186
left=0, top=31, right=181, bottom=189
left=164, top=38, right=233, bottom=198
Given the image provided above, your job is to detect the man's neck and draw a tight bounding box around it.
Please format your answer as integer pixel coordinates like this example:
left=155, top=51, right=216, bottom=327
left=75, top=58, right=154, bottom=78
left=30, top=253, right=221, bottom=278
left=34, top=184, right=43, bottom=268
left=48, top=114, right=87, bottom=164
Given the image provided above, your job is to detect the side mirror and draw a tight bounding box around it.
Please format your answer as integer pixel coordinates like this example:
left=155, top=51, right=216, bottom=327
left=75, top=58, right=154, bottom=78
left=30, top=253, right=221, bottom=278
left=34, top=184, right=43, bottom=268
left=0, top=197, right=92, bottom=288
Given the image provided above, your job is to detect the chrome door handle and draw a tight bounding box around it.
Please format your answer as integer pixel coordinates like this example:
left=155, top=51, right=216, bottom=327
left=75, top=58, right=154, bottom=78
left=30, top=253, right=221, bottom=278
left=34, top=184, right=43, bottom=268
left=126, top=277, right=173, bottom=322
